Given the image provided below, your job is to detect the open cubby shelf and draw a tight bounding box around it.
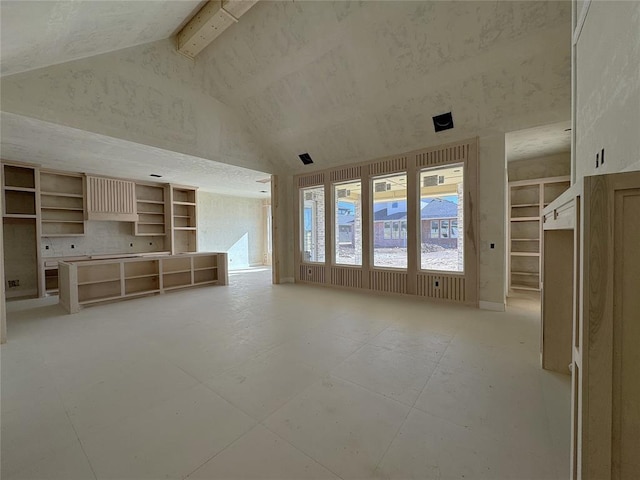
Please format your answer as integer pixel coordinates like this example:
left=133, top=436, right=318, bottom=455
left=58, top=253, right=227, bottom=313
left=508, top=176, right=570, bottom=292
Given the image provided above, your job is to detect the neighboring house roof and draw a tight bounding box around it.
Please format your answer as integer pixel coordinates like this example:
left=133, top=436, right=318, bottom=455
left=373, top=198, right=458, bottom=221
left=421, top=198, right=458, bottom=219
left=338, top=214, right=355, bottom=226
left=374, top=209, right=407, bottom=221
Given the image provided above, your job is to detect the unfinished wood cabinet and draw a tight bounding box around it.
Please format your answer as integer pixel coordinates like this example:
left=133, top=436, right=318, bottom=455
left=86, top=175, right=138, bottom=222
left=135, top=183, right=168, bottom=236
left=40, top=170, right=85, bottom=237
left=508, top=176, right=570, bottom=291
left=575, top=171, right=640, bottom=479
left=58, top=252, right=227, bottom=313
left=2, top=163, right=41, bottom=298
left=170, top=185, right=197, bottom=254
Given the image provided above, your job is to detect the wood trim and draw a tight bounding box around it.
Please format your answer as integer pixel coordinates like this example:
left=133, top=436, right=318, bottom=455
left=293, top=138, right=478, bottom=305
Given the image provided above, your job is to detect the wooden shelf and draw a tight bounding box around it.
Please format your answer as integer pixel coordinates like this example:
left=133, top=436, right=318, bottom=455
left=41, top=206, right=83, bottom=211
left=511, top=252, right=540, bottom=257
left=4, top=213, right=37, bottom=219
left=511, top=271, right=539, bottom=276
left=173, top=201, right=196, bottom=206
left=510, top=217, right=539, bottom=222
left=58, top=253, right=227, bottom=313
left=512, top=238, right=539, bottom=241
left=511, top=285, right=540, bottom=291
left=511, top=203, right=540, bottom=208
left=40, top=191, right=83, bottom=198
left=173, top=227, right=196, bottom=231
left=78, top=278, right=120, bottom=286
left=4, top=186, right=36, bottom=193
left=137, top=199, right=164, bottom=205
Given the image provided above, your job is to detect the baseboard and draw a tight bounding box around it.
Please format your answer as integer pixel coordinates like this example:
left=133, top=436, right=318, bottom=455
left=479, top=300, right=506, bottom=312
left=280, top=277, right=295, bottom=284
left=5, top=288, right=38, bottom=299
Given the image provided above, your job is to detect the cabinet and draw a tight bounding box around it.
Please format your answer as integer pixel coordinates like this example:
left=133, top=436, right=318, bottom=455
left=86, top=175, right=138, bottom=222
left=170, top=186, right=197, bottom=254
left=508, top=176, right=570, bottom=291
left=58, top=252, right=227, bottom=313
left=40, top=171, right=85, bottom=237
left=135, top=183, right=168, bottom=236
left=2, top=163, right=41, bottom=298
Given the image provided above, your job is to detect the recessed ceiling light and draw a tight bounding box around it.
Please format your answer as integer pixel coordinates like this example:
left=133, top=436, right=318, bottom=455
left=149, top=174, right=162, bottom=178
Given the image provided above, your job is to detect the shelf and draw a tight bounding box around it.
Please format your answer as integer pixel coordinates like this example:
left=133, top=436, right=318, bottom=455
left=137, top=199, right=165, bottom=205
left=510, top=217, right=539, bottom=222
left=173, top=227, right=196, bottom=231
left=42, top=233, right=85, bottom=238
left=194, top=267, right=217, bottom=272
left=138, top=222, right=165, bottom=225
left=512, top=238, right=539, bottom=241
left=124, top=289, right=160, bottom=297
left=41, top=220, right=84, bottom=224
left=41, top=206, right=83, bottom=211
left=511, top=271, right=539, bottom=276
left=511, top=203, right=540, bottom=208
left=78, top=278, right=121, bottom=286
left=510, top=252, right=540, bottom=257
left=510, top=285, right=540, bottom=291
left=79, top=294, right=123, bottom=305
left=173, top=201, right=196, bottom=206
left=137, top=211, right=164, bottom=215
left=41, top=191, right=83, bottom=198
left=3, top=186, right=36, bottom=193
left=163, top=269, right=192, bottom=275
left=3, top=214, right=37, bottom=219
left=125, top=274, right=160, bottom=280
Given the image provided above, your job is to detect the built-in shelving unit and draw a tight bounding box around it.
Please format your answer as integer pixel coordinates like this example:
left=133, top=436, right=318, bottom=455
left=508, top=176, right=570, bottom=291
left=2, top=163, right=41, bottom=298
left=39, top=171, right=85, bottom=237
left=58, top=252, right=227, bottom=313
left=135, top=183, right=167, bottom=236
left=170, top=186, right=197, bottom=254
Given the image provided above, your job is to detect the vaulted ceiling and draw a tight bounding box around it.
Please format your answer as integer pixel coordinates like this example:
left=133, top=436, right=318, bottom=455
left=1, top=1, right=572, bottom=194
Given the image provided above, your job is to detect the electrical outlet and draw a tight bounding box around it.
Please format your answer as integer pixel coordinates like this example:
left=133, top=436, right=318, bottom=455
left=434, top=280, right=439, bottom=287
left=490, top=243, right=495, bottom=249
left=601, top=148, right=605, bottom=165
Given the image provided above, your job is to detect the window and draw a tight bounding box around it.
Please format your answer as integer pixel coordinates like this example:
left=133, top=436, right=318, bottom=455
left=334, top=180, right=362, bottom=266
left=301, top=186, right=325, bottom=263
left=373, top=173, right=407, bottom=269
left=441, top=220, right=449, bottom=238
left=431, top=220, right=440, bottom=238
left=383, top=222, right=392, bottom=240
left=420, top=164, right=464, bottom=272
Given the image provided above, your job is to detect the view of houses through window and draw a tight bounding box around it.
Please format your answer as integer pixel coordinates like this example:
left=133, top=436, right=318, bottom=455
left=373, top=173, right=407, bottom=268
left=420, top=164, right=464, bottom=272
left=301, top=186, right=325, bottom=263
left=300, top=165, right=464, bottom=272
left=334, top=180, right=362, bottom=265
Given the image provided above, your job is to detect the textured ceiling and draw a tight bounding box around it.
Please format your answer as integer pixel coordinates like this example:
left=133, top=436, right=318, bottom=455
left=0, top=113, right=271, bottom=198
left=0, top=0, right=204, bottom=76
left=197, top=0, right=572, bottom=171
left=506, top=121, right=572, bottom=162
left=0, top=0, right=572, bottom=187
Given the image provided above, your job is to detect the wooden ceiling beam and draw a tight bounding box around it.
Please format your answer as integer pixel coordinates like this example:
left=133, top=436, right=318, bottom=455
left=176, top=0, right=259, bottom=59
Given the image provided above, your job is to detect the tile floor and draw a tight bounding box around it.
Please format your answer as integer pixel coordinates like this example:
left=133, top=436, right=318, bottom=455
left=1, top=269, right=571, bottom=479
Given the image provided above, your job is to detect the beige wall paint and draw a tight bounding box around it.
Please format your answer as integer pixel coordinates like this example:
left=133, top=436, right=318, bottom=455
left=575, top=1, right=640, bottom=180
left=508, top=153, right=571, bottom=182
left=197, top=192, right=265, bottom=268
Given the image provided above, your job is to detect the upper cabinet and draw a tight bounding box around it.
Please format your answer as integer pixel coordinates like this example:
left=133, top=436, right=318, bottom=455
left=170, top=185, right=197, bottom=254
left=134, top=183, right=168, bottom=237
left=40, top=171, right=85, bottom=237
left=3, top=164, right=37, bottom=217
left=85, top=175, right=138, bottom=222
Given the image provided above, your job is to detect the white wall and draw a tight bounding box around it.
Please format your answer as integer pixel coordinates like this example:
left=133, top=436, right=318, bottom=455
left=575, top=1, right=640, bottom=180
left=41, top=221, right=166, bottom=258
left=508, top=152, right=571, bottom=182
left=197, top=192, right=265, bottom=269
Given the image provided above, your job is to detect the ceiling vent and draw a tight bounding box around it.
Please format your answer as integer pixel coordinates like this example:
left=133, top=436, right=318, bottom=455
left=299, top=153, right=313, bottom=165
left=432, top=112, right=454, bottom=132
